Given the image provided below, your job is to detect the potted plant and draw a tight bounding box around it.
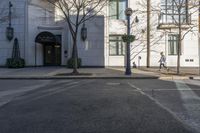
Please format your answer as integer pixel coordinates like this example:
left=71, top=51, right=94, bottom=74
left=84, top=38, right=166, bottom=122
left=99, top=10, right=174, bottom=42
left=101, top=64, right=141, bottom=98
left=122, top=34, right=135, bottom=43
left=67, top=58, right=82, bottom=68
left=6, top=38, right=25, bottom=68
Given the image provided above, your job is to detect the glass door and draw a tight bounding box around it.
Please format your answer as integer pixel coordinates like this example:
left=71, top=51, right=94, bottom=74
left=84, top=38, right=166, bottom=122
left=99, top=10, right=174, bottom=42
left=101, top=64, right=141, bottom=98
left=44, top=45, right=61, bottom=66
left=55, top=45, right=61, bottom=65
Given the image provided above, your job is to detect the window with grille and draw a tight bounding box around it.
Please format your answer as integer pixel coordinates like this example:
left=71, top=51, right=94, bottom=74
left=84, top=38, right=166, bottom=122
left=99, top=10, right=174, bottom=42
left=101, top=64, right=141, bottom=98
left=168, top=34, right=179, bottom=55
left=160, top=0, right=189, bottom=24
left=109, top=35, right=125, bottom=56
left=109, top=0, right=126, bottom=20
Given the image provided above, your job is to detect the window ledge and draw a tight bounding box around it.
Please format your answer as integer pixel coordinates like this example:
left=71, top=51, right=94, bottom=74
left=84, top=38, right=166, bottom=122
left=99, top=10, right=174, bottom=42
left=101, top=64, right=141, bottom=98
left=109, top=55, right=125, bottom=57
left=157, top=23, right=193, bottom=30
left=109, top=19, right=126, bottom=23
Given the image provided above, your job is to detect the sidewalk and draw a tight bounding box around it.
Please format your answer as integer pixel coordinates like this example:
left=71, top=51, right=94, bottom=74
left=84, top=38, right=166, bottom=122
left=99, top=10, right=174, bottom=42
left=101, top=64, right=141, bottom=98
left=137, top=67, right=200, bottom=80
left=0, top=67, right=199, bottom=79
left=0, top=67, right=157, bottom=79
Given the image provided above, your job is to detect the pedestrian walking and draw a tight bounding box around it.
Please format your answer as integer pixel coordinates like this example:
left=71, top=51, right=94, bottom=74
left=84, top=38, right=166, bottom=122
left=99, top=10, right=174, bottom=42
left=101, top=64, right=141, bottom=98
left=158, top=52, right=169, bottom=71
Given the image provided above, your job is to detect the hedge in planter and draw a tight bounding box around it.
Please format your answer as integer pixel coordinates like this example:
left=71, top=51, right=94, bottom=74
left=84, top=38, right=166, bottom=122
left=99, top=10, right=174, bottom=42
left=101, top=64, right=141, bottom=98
left=6, top=58, right=25, bottom=68
left=67, top=58, right=82, bottom=68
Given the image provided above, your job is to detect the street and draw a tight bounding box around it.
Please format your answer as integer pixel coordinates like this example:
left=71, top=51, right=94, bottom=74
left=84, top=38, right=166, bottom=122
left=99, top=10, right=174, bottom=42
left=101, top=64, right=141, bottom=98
left=0, top=79, right=199, bottom=133
left=131, top=79, right=200, bottom=132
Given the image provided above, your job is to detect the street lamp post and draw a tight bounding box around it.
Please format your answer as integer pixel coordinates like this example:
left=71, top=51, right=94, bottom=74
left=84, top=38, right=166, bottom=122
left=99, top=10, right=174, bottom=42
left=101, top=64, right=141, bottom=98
left=81, top=6, right=87, bottom=41
left=6, top=1, right=14, bottom=41
left=199, top=0, right=200, bottom=75
left=125, top=8, right=133, bottom=75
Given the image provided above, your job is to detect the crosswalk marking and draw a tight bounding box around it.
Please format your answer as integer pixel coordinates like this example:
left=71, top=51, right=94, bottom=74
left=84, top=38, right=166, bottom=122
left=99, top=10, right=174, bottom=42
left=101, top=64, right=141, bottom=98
left=128, top=80, right=200, bottom=132
left=174, top=80, right=200, bottom=132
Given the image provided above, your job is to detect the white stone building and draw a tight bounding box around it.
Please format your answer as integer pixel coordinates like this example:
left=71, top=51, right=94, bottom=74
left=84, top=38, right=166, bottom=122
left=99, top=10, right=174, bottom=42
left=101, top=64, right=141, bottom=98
left=0, top=0, right=199, bottom=67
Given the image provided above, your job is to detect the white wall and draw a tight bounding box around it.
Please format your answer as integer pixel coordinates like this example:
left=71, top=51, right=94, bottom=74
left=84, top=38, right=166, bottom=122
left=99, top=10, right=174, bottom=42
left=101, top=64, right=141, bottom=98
left=107, top=0, right=200, bottom=67
left=26, top=0, right=65, bottom=66
left=0, top=0, right=26, bottom=65
left=27, top=1, right=105, bottom=67
left=75, top=16, right=105, bottom=67
left=0, top=0, right=199, bottom=67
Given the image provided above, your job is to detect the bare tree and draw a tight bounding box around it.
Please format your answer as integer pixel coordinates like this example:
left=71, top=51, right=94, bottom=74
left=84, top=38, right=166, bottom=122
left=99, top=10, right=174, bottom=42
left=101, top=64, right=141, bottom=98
left=130, top=28, right=165, bottom=63
left=127, top=0, right=165, bottom=67
left=44, top=0, right=108, bottom=74
left=0, top=1, right=9, bottom=24
left=158, top=0, right=199, bottom=74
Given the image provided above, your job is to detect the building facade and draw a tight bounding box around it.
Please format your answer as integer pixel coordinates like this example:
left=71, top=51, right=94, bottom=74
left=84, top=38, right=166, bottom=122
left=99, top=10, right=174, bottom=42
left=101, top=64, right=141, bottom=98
left=0, top=0, right=199, bottom=67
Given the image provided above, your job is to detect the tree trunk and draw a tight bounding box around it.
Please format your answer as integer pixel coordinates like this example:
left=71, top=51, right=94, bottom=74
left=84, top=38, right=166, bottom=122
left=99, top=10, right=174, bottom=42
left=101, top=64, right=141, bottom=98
left=198, top=0, right=200, bottom=75
left=147, top=0, right=151, bottom=68
left=72, top=36, right=79, bottom=74
left=177, top=30, right=181, bottom=75
left=177, top=9, right=181, bottom=75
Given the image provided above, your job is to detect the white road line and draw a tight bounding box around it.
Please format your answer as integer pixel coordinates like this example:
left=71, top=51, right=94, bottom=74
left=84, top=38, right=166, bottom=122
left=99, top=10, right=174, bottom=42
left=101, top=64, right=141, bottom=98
left=174, top=80, right=200, bottom=131
left=42, top=81, right=80, bottom=93
left=0, top=80, right=52, bottom=107
left=183, top=80, right=200, bottom=87
left=127, top=82, right=142, bottom=92
left=0, top=80, right=77, bottom=107
left=127, top=82, right=195, bottom=132
left=20, top=80, right=95, bottom=103
left=142, top=89, right=200, bottom=91
left=175, top=80, right=200, bottom=101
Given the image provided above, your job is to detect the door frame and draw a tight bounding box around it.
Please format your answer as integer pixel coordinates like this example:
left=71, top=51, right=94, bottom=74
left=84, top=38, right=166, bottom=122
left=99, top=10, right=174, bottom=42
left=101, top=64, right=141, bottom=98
left=43, top=44, right=61, bottom=66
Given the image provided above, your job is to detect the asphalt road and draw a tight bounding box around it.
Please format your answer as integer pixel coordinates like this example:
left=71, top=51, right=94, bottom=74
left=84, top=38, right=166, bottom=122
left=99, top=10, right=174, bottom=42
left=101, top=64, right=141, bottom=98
left=130, top=79, right=200, bottom=132
left=0, top=79, right=199, bottom=133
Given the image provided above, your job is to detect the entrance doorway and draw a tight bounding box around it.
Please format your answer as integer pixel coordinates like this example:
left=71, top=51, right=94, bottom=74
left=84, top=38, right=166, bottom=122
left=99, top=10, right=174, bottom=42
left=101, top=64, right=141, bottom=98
left=44, top=44, right=61, bottom=66
left=35, top=32, right=62, bottom=66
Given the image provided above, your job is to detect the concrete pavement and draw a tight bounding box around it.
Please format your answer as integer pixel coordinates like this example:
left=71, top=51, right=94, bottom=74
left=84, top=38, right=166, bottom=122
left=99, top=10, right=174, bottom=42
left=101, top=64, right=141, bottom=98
left=0, top=67, right=158, bottom=79
left=138, top=67, right=200, bottom=80
left=0, top=67, right=199, bottom=79
left=110, top=67, right=200, bottom=80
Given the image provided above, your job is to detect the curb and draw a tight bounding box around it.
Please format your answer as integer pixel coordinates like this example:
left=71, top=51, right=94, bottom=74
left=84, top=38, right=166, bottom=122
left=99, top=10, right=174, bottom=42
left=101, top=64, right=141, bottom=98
left=0, top=76, right=159, bottom=80
left=159, top=76, right=200, bottom=80
left=0, top=75, right=198, bottom=80
left=189, top=76, right=200, bottom=80
left=159, top=76, right=189, bottom=80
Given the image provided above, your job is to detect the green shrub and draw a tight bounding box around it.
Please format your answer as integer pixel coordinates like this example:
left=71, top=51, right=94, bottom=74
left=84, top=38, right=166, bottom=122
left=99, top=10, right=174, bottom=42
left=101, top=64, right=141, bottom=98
left=6, top=58, right=25, bottom=68
left=67, top=58, right=82, bottom=68
left=122, top=35, right=135, bottom=43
